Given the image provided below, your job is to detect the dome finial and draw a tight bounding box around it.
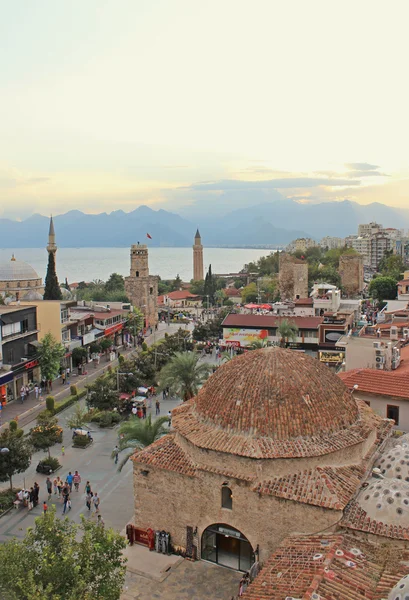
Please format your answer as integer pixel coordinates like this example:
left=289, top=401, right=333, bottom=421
left=11, top=254, right=15, bottom=262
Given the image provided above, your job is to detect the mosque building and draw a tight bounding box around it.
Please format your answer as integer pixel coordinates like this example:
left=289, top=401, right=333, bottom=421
left=0, top=255, right=43, bottom=301
left=131, top=347, right=393, bottom=571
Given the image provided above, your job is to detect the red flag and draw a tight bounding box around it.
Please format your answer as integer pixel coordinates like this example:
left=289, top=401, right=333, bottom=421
left=146, top=233, right=152, bottom=239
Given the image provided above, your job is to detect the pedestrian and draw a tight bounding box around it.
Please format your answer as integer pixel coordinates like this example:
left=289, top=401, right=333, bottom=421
left=46, top=477, right=52, bottom=500
left=20, top=386, right=25, bottom=404
left=28, top=487, right=35, bottom=511
left=84, top=480, right=92, bottom=495
left=162, top=389, right=166, bottom=400
left=92, top=492, right=100, bottom=513
left=86, top=491, right=92, bottom=511
left=25, top=385, right=30, bottom=399
left=155, top=400, right=160, bottom=415
left=43, top=501, right=48, bottom=514
left=34, top=384, right=39, bottom=400
left=167, top=410, right=172, bottom=427
left=61, top=370, right=66, bottom=385
left=33, top=482, right=40, bottom=507
left=62, top=487, right=70, bottom=514
left=66, top=367, right=70, bottom=384
left=131, top=404, right=137, bottom=417
left=66, top=471, right=73, bottom=492
left=166, top=387, right=170, bottom=397
left=142, top=404, right=147, bottom=419
left=53, top=476, right=58, bottom=495
left=56, top=477, right=63, bottom=497
left=113, top=445, right=119, bottom=465
left=73, top=470, right=81, bottom=491
left=48, top=379, right=52, bottom=391
left=61, top=445, right=65, bottom=456
left=97, top=514, right=105, bottom=527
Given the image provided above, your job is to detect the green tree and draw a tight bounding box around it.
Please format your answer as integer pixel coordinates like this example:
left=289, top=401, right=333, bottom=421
left=192, top=308, right=229, bottom=342
left=37, top=332, right=65, bottom=383
left=158, top=278, right=172, bottom=294
left=189, top=279, right=205, bottom=295
left=0, top=426, right=32, bottom=489
left=170, top=274, right=183, bottom=291
left=249, top=339, right=271, bottom=350
left=368, top=276, right=397, bottom=303
left=158, top=351, right=212, bottom=401
left=43, top=251, right=62, bottom=300
left=241, top=282, right=258, bottom=303
left=378, top=251, right=405, bottom=280
left=317, top=266, right=342, bottom=288
left=115, top=414, right=170, bottom=471
left=0, top=506, right=126, bottom=600
left=215, top=289, right=226, bottom=307
left=67, top=404, right=88, bottom=430
left=100, top=337, right=113, bottom=356
left=86, top=377, right=118, bottom=411
left=126, top=307, right=144, bottom=344
left=105, top=272, right=125, bottom=292
left=203, top=264, right=216, bottom=305
left=30, top=413, right=62, bottom=458
left=277, top=319, right=299, bottom=347
left=72, top=346, right=88, bottom=367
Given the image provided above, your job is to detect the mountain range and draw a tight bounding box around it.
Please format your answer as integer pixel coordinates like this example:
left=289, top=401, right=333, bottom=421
left=1, top=200, right=409, bottom=248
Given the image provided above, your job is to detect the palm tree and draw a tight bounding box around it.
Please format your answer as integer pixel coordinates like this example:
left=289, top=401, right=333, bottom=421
left=158, top=352, right=212, bottom=401
left=248, top=339, right=271, bottom=350
left=115, top=414, right=169, bottom=471
left=276, top=319, right=299, bottom=347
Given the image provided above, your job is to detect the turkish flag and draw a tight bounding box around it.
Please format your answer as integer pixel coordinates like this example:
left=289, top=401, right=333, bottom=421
left=146, top=233, right=152, bottom=239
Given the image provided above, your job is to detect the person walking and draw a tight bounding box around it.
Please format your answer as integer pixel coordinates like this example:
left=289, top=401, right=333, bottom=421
left=61, top=445, right=65, bottom=457
left=33, top=482, right=40, bottom=507
left=84, top=480, right=92, bottom=495
left=20, top=386, right=25, bottom=404
left=61, top=370, right=66, bottom=385
left=66, top=367, right=70, bottom=385
left=85, top=491, right=92, bottom=511
left=155, top=399, right=160, bottom=415
left=92, top=492, right=100, bottom=513
left=28, top=487, right=35, bottom=511
left=66, top=472, right=74, bottom=492
left=46, top=477, right=52, bottom=500
left=34, top=384, right=39, bottom=400
left=97, top=514, right=105, bottom=527
left=62, top=486, right=70, bottom=514
left=43, top=501, right=48, bottom=515
left=73, top=471, right=81, bottom=491
left=142, top=404, right=147, bottom=419
left=56, top=477, right=63, bottom=498
left=113, top=446, right=119, bottom=465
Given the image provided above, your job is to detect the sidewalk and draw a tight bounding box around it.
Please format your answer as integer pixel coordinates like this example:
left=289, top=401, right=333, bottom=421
left=0, top=323, right=179, bottom=430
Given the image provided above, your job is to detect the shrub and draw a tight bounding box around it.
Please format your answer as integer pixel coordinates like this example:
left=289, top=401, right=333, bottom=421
left=37, top=457, right=60, bottom=471
left=73, top=435, right=91, bottom=448
left=9, top=420, right=17, bottom=432
left=97, top=411, right=121, bottom=428
left=0, top=489, right=18, bottom=514
left=54, top=390, right=87, bottom=414
left=141, top=342, right=148, bottom=351
left=70, top=385, right=77, bottom=397
left=46, top=396, right=55, bottom=413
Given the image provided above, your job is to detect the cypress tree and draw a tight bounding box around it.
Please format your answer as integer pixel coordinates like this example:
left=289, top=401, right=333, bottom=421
left=43, top=252, right=62, bottom=300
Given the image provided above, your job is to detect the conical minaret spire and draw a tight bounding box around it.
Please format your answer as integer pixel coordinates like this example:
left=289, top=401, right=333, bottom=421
left=47, top=215, right=57, bottom=254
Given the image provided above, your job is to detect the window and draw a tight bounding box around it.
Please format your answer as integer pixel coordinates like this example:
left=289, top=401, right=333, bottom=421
left=61, top=328, right=70, bottom=343
left=21, top=319, right=29, bottom=333
left=2, top=322, right=21, bottom=337
left=60, top=309, right=69, bottom=324
left=387, top=405, right=399, bottom=425
left=221, top=486, right=233, bottom=510
left=135, top=271, right=139, bottom=278
left=150, top=287, right=153, bottom=295
left=7, top=348, right=14, bottom=363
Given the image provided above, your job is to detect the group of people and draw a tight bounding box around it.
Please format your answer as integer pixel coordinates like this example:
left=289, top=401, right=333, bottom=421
left=60, top=367, right=71, bottom=385
left=19, top=378, right=55, bottom=404
left=15, top=482, right=40, bottom=510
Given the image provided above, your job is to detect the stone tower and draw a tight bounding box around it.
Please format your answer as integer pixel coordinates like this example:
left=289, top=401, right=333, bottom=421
left=339, top=254, right=364, bottom=297
left=279, top=254, right=308, bottom=300
left=193, top=229, right=204, bottom=281
left=47, top=215, right=57, bottom=255
left=124, top=244, right=158, bottom=328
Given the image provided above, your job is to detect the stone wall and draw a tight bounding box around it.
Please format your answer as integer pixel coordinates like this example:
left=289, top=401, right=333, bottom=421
left=133, top=464, right=342, bottom=562
left=339, top=255, right=364, bottom=297
left=125, top=275, right=158, bottom=327
left=279, top=254, right=308, bottom=300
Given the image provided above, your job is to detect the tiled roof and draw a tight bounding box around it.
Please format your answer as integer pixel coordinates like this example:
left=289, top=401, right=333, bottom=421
left=222, top=313, right=323, bottom=329
left=294, top=297, right=313, bottom=305
left=339, top=367, right=409, bottom=399
left=242, top=533, right=409, bottom=600
left=131, top=434, right=197, bottom=476
left=157, top=291, right=200, bottom=302
left=224, top=287, right=240, bottom=296
left=252, top=464, right=365, bottom=510
left=342, top=500, right=409, bottom=540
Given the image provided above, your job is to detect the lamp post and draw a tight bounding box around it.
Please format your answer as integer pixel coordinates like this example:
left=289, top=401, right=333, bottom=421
left=117, top=372, right=133, bottom=392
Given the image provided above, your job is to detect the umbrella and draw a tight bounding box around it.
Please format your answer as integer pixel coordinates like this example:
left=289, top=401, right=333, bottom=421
left=244, top=303, right=258, bottom=309
left=259, top=304, right=272, bottom=310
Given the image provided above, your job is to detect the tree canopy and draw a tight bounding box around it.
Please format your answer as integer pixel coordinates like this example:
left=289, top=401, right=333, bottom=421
left=116, top=414, right=169, bottom=471
left=158, top=351, right=212, bottom=401
left=0, top=506, right=127, bottom=600
left=0, top=426, right=32, bottom=489
left=38, top=332, right=65, bottom=382
left=368, top=276, right=397, bottom=303
left=43, top=251, right=62, bottom=301
left=86, top=377, right=118, bottom=411
left=30, top=413, right=63, bottom=458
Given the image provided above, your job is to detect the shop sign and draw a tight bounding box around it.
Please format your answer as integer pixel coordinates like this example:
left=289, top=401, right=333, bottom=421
left=223, top=328, right=269, bottom=347
left=25, top=359, right=39, bottom=370
left=225, top=340, right=240, bottom=347
left=133, top=528, right=150, bottom=547
left=319, top=351, right=345, bottom=363
left=218, top=526, right=241, bottom=539
left=82, top=332, right=95, bottom=345
left=105, top=323, right=123, bottom=337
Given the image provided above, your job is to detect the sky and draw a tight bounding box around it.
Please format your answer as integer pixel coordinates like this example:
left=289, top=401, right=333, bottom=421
left=1, top=0, right=409, bottom=220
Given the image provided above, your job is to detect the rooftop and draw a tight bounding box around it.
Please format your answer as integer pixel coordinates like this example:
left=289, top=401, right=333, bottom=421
left=222, top=313, right=323, bottom=329
left=157, top=290, right=200, bottom=302
left=0, top=257, right=40, bottom=282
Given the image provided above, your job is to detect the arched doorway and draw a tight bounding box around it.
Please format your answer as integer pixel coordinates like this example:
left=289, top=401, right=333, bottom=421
left=201, top=524, right=254, bottom=571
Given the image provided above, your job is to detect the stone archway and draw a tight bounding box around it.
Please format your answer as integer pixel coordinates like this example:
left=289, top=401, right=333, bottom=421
left=201, top=523, right=254, bottom=571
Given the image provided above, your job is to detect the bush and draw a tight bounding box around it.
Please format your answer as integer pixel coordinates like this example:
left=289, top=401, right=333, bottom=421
left=37, top=457, right=60, bottom=471
left=0, top=489, right=18, bottom=514
left=9, top=420, right=17, bottom=432
left=141, top=342, right=148, bottom=351
left=46, top=396, right=55, bottom=413
left=54, top=390, right=87, bottom=414
left=92, top=411, right=121, bottom=428
left=70, top=385, right=77, bottom=397
left=73, top=435, right=91, bottom=448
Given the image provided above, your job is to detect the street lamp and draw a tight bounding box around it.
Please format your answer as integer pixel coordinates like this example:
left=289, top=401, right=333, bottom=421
left=0, top=448, right=10, bottom=454
left=117, top=372, right=134, bottom=392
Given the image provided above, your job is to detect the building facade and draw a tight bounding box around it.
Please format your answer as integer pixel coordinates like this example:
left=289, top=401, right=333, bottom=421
left=192, top=229, right=204, bottom=281
left=124, top=244, right=158, bottom=328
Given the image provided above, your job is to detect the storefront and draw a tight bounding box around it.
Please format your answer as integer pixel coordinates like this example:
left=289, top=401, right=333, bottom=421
left=11, top=358, right=40, bottom=400
left=201, top=524, right=254, bottom=571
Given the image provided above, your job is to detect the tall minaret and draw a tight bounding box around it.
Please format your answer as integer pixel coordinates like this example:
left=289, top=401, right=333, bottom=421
left=47, top=215, right=57, bottom=255
left=193, top=229, right=204, bottom=281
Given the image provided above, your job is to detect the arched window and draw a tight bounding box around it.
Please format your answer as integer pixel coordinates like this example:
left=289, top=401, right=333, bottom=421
left=135, top=271, right=139, bottom=278
left=221, top=486, right=233, bottom=510
left=149, top=286, right=153, bottom=295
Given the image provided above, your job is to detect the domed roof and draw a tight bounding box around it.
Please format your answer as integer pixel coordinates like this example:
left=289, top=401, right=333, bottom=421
left=0, top=256, right=39, bottom=281
left=374, top=445, right=409, bottom=482
left=60, top=287, right=72, bottom=299
left=356, top=477, right=409, bottom=526
left=22, top=290, right=43, bottom=301
left=388, top=574, right=409, bottom=600
left=195, top=347, right=358, bottom=439
left=172, top=347, right=374, bottom=459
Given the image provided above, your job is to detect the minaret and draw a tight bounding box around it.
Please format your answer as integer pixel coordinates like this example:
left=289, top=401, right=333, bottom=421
left=47, top=215, right=57, bottom=254
left=193, top=229, right=204, bottom=281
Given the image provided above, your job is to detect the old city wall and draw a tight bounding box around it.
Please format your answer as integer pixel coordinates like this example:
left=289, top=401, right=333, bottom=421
left=278, top=254, right=295, bottom=301
left=175, top=430, right=377, bottom=480
left=133, top=465, right=342, bottom=561
left=293, top=262, right=308, bottom=299
left=339, top=255, right=364, bottom=297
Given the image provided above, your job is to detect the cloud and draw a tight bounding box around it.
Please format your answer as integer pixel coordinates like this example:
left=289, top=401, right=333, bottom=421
left=347, top=170, right=387, bottom=178
left=184, top=177, right=361, bottom=192
left=345, top=162, right=380, bottom=171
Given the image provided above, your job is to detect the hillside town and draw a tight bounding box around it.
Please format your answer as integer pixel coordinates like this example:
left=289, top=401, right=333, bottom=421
left=1, top=216, right=409, bottom=599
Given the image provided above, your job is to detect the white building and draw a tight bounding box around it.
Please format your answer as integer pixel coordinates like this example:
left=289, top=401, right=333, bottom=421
left=320, top=236, right=345, bottom=249
left=358, top=222, right=383, bottom=237
left=310, top=282, right=341, bottom=316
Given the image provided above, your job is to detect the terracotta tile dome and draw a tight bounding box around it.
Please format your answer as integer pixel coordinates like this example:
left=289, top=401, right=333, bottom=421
left=195, top=347, right=358, bottom=439
left=172, top=347, right=371, bottom=458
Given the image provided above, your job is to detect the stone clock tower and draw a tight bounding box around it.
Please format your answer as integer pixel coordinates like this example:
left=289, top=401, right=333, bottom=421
left=125, top=244, right=158, bottom=328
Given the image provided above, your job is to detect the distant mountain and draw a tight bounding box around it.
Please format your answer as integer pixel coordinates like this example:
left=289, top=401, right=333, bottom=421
left=1, top=200, right=408, bottom=248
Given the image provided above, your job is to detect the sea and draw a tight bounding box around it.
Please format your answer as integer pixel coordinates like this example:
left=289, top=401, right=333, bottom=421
left=0, top=247, right=273, bottom=283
